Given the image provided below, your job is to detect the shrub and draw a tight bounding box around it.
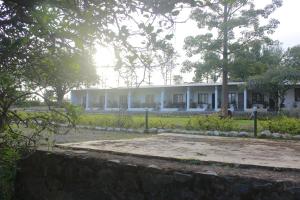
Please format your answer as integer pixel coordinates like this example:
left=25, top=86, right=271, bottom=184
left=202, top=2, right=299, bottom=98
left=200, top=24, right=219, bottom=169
left=195, top=115, right=234, bottom=131
left=113, top=113, right=134, bottom=128
left=261, top=116, right=300, bottom=135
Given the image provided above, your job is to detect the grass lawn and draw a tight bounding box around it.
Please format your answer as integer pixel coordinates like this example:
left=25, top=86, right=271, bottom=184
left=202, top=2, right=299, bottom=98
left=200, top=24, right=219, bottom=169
left=233, top=120, right=262, bottom=131
left=20, top=111, right=300, bottom=134
left=77, top=113, right=263, bottom=132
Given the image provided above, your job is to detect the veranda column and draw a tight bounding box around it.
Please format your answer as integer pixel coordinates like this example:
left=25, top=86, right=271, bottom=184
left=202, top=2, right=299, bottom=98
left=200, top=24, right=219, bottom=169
left=160, top=89, right=164, bottom=111
left=70, top=91, right=75, bottom=104
left=104, top=91, right=108, bottom=111
left=244, top=88, right=247, bottom=111
left=214, top=86, right=218, bottom=111
left=127, top=90, right=131, bottom=110
left=86, top=90, right=90, bottom=111
left=186, top=87, right=190, bottom=111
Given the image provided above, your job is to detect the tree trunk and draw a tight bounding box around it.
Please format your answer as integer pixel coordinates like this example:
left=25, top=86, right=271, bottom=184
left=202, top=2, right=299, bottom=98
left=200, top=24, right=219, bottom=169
left=0, top=105, right=9, bottom=133
left=221, top=3, right=229, bottom=117
left=0, top=114, right=6, bottom=133
left=56, top=87, right=65, bottom=108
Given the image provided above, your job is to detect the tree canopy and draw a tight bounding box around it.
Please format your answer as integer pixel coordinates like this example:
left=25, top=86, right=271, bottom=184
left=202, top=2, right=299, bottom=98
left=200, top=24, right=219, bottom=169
left=283, top=45, right=300, bottom=70
left=182, top=0, right=282, bottom=116
left=247, top=67, right=300, bottom=111
left=0, top=1, right=187, bottom=198
left=230, top=41, right=283, bottom=81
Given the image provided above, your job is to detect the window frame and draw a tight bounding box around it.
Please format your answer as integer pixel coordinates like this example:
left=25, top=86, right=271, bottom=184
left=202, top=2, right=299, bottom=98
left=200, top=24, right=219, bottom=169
left=198, top=93, right=209, bottom=104
left=145, top=94, right=155, bottom=104
left=173, top=94, right=184, bottom=104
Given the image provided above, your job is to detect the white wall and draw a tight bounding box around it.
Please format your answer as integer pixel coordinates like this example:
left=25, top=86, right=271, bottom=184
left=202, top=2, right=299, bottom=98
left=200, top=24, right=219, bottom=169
left=164, top=87, right=187, bottom=104
left=284, top=88, right=300, bottom=109
left=131, top=89, right=161, bottom=104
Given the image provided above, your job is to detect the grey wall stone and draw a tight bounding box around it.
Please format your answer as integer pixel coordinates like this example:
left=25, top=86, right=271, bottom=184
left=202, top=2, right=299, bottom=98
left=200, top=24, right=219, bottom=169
left=15, top=150, right=300, bottom=200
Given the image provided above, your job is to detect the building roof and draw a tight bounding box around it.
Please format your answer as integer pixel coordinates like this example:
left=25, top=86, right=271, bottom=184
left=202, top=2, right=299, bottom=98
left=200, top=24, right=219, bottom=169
left=72, top=82, right=246, bottom=92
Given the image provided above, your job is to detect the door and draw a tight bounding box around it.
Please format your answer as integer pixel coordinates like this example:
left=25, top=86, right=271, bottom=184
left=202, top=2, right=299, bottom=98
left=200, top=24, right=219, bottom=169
left=238, top=93, right=244, bottom=111
left=212, top=93, right=215, bottom=109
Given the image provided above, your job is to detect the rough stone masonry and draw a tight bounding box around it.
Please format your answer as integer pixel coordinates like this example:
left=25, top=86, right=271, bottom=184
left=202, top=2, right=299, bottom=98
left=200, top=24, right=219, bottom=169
left=15, top=147, right=300, bottom=200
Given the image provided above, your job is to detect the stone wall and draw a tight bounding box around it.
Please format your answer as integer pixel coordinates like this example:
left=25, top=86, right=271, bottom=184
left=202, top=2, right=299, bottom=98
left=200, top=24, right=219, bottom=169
left=15, top=150, right=300, bottom=200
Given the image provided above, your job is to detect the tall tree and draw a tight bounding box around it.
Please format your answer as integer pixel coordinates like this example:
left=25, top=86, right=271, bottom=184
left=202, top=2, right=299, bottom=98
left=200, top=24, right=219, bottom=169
left=173, top=74, right=183, bottom=85
left=230, top=41, right=283, bottom=81
left=283, top=45, right=300, bottom=70
left=183, top=0, right=282, bottom=116
left=32, top=50, right=98, bottom=106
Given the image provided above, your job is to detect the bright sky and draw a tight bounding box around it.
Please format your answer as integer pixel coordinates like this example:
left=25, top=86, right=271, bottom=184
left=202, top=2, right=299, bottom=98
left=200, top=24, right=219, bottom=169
left=94, top=0, right=300, bottom=88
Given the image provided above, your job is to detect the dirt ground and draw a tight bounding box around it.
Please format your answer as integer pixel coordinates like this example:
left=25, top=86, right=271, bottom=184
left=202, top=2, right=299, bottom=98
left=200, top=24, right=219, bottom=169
left=57, top=133, right=300, bottom=170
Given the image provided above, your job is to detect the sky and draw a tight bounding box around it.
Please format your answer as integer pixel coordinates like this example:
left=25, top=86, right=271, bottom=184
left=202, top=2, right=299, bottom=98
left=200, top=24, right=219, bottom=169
left=93, top=0, right=300, bottom=88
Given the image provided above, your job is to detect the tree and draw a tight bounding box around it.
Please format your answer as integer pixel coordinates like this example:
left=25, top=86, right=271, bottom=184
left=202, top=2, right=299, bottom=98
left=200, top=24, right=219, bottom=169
left=182, top=53, right=221, bottom=83
left=283, top=45, right=300, bottom=70
left=173, top=75, right=183, bottom=85
left=0, top=0, right=186, bottom=198
left=248, top=68, right=300, bottom=111
left=113, top=19, right=177, bottom=87
left=230, top=41, right=283, bottom=81
left=32, top=50, right=98, bottom=106
left=183, top=0, right=282, bottom=116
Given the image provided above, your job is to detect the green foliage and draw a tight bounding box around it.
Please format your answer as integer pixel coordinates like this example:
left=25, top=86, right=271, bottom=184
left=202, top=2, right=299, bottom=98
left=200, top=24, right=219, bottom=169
left=77, top=114, right=237, bottom=132
left=182, top=0, right=282, bottom=82
left=247, top=67, right=300, bottom=111
left=230, top=41, right=283, bottom=81
left=261, top=116, right=300, bottom=135
left=0, top=108, right=79, bottom=200
left=113, top=113, right=135, bottom=129
left=182, top=0, right=281, bottom=116
left=65, top=104, right=84, bottom=125
left=195, top=115, right=234, bottom=131
left=283, top=45, right=300, bottom=70
left=75, top=113, right=300, bottom=135
left=0, top=0, right=183, bottom=199
left=31, top=51, right=99, bottom=106
left=0, top=147, right=19, bottom=200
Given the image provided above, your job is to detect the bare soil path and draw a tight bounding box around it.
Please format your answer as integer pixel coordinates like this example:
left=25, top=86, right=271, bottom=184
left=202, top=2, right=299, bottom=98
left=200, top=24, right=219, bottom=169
left=57, top=133, right=300, bottom=170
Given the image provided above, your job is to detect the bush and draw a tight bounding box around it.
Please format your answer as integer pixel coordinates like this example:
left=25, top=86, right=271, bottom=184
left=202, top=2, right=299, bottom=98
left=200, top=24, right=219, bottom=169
left=65, top=113, right=300, bottom=135
left=193, top=115, right=234, bottom=131
left=77, top=114, right=237, bottom=132
left=0, top=147, right=19, bottom=200
left=261, top=116, right=300, bottom=135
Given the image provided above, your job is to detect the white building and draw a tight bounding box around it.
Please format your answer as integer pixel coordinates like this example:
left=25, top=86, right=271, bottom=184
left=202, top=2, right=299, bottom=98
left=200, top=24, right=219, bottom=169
left=71, top=82, right=300, bottom=112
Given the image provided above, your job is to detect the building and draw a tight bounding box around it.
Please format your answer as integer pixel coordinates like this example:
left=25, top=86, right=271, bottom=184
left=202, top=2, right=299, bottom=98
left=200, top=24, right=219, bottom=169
left=71, top=82, right=300, bottom=112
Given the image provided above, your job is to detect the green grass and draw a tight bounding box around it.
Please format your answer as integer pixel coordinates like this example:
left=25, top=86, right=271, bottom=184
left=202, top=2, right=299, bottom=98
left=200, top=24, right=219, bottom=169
left=232, top=120, right=264, bottom=132
left=18, top=111, right=300, bottom=134
left=76, top=113, right=263, bottom=132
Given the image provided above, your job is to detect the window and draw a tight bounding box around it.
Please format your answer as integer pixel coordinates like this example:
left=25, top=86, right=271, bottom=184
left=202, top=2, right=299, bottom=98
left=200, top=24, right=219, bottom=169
left=228, top=93, right=236, bottom=104
left=295, top=88, right=300, bottom=102
left=119, top=95, right=127, bottom=107
left=173, top=94, right=184, bottom=104
left=252, top=92, right=264, bottom=104
left=145, top=95, right=154, bottom=104
left=98, top=95, right=105, bottom=104
left=198, top=93, right=208, bottom=104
